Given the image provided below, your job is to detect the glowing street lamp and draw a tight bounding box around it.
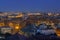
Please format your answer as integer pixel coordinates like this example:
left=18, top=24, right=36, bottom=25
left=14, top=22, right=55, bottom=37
left=15, top=26, right=19, bottom=30
left=15, top=24, right=20, bottom=30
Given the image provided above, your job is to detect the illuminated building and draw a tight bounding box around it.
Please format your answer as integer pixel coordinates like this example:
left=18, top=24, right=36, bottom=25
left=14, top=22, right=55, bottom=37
left=48, top=13, right=52, bottom=16
left=16, top=13, right=23, bottom=18
left=0, top=27, right=12, bottom=34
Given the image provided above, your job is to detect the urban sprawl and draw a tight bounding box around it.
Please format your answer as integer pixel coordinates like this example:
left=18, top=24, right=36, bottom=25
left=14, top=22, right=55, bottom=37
left=0, top=12, right=60, bottom=37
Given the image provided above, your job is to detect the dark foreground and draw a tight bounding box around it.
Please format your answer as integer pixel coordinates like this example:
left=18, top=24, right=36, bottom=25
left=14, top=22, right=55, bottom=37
left=0, top=33, right=60, bottom=40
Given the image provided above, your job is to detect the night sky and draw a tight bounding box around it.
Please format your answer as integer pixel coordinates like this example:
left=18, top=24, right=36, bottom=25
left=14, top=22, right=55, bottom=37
left=0, top=0, right=60, bottom=12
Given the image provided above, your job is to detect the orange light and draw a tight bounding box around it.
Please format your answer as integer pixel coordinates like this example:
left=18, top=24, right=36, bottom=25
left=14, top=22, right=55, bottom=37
left=15, top=26, right=19, bottom=29
left=16, top=13, right=23, bottom=18
left=9, top=22, right=13, bottom=27
left=15, top=24, right=20, bottom=30
left=0, top=22, right=5, bottom=26
left=55, top=30, right=60, bottom=37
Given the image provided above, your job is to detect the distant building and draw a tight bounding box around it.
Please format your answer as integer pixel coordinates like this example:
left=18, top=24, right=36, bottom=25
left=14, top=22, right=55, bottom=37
left=0, top=27, right=12, bottom=34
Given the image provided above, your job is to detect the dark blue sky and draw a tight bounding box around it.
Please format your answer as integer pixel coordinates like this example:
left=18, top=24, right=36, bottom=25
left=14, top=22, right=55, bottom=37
left=0, top=0, right=60, bottom=12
